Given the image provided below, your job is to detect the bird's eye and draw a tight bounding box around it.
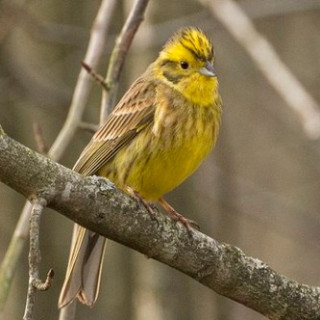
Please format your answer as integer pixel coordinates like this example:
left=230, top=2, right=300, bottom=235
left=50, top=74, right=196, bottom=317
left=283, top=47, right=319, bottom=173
left=180, top=61, right=189, bottom=69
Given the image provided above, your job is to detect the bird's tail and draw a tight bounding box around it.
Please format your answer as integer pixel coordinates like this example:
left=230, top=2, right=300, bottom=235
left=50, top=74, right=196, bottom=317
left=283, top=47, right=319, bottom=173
left=58, top=224, right=107, bottom=308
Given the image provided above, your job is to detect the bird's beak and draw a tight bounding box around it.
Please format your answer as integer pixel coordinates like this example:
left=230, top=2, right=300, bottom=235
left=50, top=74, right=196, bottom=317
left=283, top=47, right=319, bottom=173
left=199, top=62, right=217, bottom=77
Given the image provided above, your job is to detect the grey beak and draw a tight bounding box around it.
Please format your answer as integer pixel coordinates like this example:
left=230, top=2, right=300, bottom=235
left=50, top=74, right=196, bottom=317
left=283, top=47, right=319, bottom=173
left=199, top=62, right=217, bottom=77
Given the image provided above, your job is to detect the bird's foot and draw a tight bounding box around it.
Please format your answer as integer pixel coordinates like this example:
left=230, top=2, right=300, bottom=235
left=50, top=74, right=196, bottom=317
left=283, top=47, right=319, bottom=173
left=126, top=186, right=159, bottom=222
left=158, top=198, right=200, bottom=232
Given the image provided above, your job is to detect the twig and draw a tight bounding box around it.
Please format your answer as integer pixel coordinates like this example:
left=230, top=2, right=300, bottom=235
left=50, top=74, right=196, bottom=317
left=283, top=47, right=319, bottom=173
left=32, top=122, right=48, bottom=154
left=81, top=61, right=109, bottom=91
left=100, top=0, right=150, bottom=122
left=23, top=198, right=53, bottom=320
left=32, top=269, right=55, bottom=291
left=198, top=0, right=320, bottom=139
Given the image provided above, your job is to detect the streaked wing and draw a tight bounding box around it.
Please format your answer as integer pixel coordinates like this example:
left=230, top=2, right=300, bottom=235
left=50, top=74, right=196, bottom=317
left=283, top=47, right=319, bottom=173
left=73, top=77, right=156, bottom=175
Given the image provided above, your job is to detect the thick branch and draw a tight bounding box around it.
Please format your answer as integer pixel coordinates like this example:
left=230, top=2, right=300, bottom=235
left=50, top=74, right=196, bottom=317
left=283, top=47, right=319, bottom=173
left=0, top=130, right=320, bottom=320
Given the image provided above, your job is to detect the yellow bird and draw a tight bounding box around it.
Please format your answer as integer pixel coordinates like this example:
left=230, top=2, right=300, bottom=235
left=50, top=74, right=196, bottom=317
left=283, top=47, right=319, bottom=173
left=58, top=26, right=222, bottom=308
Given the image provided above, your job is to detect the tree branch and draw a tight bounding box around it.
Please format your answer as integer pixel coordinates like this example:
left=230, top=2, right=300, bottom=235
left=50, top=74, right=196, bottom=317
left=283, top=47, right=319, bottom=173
left=23, top=198, right=54, bottom=320
left=49, top=0, right=117, bottom=159
left=100, top=0, right=150, bottom=121
left=198, top=0, right=320, bottom=140
left=1, top=129, right=320, bottom=320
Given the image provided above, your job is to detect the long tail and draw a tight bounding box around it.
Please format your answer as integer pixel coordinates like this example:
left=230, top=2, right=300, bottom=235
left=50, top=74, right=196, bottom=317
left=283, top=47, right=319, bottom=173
left=58, top=224, right=107, bottom=308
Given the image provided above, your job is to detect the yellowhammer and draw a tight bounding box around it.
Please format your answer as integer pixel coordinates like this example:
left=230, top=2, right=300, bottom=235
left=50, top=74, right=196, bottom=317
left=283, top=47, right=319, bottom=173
left=58, top=26, right=222, bottom=308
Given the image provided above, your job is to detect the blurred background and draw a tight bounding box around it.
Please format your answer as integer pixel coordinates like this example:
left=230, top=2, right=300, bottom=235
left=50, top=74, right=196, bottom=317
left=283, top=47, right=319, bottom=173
left=1, top=0, right=320, bottom=319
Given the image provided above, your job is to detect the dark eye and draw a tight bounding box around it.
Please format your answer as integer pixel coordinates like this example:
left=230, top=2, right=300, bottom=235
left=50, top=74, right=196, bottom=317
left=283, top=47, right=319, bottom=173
left=180, top=61, right=189, bottom=69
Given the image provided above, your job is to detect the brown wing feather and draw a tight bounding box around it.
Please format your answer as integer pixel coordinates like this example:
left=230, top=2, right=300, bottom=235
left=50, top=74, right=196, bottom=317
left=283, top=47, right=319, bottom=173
left=73, top=77, right=156, bottom=176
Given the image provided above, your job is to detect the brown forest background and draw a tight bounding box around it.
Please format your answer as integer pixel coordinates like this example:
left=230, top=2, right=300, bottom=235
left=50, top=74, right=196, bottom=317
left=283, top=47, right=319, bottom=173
left=1, top=0, right=320, bottom=319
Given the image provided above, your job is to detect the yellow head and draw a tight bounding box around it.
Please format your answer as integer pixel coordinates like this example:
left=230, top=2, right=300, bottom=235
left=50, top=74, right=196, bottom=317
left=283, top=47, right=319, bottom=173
left=154, top=27, right=219, bottom=106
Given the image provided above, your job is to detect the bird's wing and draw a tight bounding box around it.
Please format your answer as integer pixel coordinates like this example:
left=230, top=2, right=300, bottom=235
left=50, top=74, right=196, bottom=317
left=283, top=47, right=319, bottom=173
left=73, top=77, right=156, bottom=175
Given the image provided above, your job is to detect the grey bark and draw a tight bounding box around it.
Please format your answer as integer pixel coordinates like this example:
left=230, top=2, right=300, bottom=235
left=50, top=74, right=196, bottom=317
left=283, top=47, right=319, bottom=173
left=0, top=128, right=320, bottom=320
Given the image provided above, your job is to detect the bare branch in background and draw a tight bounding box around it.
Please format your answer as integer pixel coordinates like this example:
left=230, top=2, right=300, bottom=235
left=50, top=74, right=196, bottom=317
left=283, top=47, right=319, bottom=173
left=0, top=0, right=117, bottom=311
left=32, top=122, right=48, bottom=155
left=100, top=0, right=150, bottom=122
left=198, top=0, right=320, bottom=139
left=49, top=0, right=117, bottom=159
left=1, top=128, right=320, bottom=320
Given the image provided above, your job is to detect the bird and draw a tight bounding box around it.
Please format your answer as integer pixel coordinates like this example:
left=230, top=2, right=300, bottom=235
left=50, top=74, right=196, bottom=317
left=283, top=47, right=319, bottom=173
left=58, top=26, right=222, bottom=308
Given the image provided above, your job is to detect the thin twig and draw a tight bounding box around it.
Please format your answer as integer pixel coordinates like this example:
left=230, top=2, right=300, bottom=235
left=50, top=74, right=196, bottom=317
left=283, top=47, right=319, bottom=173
left=32, top=269, right=55, bottom=291
left=23, top=198, right=51, bottom=320
left=32, top=121, right=48, bottom=154
left=198, top=0, right=320, bottom=139
left=100, top=0, right=150, bottom=123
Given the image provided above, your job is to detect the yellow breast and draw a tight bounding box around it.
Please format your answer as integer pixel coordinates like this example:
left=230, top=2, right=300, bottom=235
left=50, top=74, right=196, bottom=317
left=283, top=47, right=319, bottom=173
left=100, top=89, right=221, bottom=200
